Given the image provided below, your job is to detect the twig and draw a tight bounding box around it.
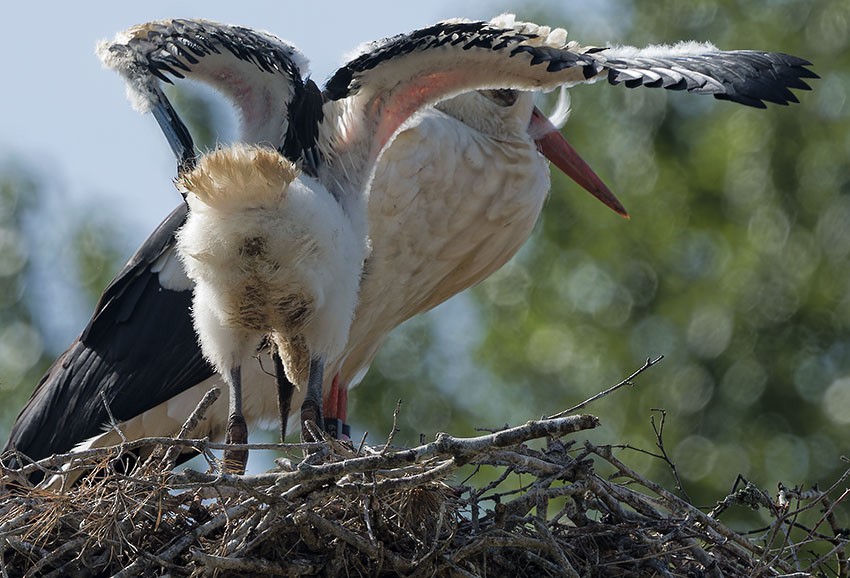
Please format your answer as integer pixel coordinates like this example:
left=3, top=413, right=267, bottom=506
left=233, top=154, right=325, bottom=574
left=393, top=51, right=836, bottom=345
left=301, top=510, right=414, bottom=572
left=100, top=391, right=128, bottom=446
left=1, top=394, right=842, bottom=577
left=710, top=474, right=776, bottom=520
left=166, top=414, right=600, bottom=489
left=160, top=388, right=221, bottom=470
left=189, top=547, right=315, bottom=575
left=3, top=438, right=322, bottom=482
left=351, top=460, right=454, bottom=492
left=110, top=498, right=259, bottom=578
left=548, top=356, right=663, bottom=419
left=357, top=431, right=369, bottom=455
left=649, top=408, right=691, bottom=503
left=22, top=537, right=87, bottom=578
left=588, top=442, right=797, bottom=574
left=381, top=400, right=403, bottom=456
left=502, top=481, right=586, bottom=520
left=531, top=517, right=580, bottom=578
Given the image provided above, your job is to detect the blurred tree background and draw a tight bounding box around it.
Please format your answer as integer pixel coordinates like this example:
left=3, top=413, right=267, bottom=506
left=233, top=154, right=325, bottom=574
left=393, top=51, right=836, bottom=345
left=0, top=164, right=127, bottom=431
left=0, top=0, right=846, bottom=526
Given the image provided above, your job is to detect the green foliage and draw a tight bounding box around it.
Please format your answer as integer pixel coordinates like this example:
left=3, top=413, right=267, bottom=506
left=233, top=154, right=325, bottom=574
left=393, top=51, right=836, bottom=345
left=0, top=164, right=131, bottom=431
left=71, top=218, right=128, bottom=306
left=0, top=168, right=53, bottom=427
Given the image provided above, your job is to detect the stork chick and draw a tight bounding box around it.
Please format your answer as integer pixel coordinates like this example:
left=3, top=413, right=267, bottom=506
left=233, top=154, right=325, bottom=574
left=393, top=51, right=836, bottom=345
left=175, top=143, right=365, bottom=470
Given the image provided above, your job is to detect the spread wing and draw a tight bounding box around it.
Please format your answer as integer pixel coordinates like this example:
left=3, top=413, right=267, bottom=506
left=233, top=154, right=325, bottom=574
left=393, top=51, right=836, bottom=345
left=98, top=18, right=324, bottom=173
left=6, top=19, right=329, bottom=468
left=321, top=18, right=813, bottom=178
left=593, top=42, right=816, bottom=108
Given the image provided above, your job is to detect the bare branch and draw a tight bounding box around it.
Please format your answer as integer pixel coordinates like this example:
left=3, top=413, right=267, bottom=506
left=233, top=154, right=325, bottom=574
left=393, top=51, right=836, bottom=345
left=547, top=356, right=664, bottom=419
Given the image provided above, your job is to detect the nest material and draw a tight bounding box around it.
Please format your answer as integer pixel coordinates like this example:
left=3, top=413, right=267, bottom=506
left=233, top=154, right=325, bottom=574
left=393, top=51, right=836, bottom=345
left=1, top=388, right=848, bottom=577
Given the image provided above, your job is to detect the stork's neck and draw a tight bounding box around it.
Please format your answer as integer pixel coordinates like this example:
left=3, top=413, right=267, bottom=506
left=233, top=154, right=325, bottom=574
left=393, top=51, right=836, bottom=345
left=435, top=90, right=536, bottom=139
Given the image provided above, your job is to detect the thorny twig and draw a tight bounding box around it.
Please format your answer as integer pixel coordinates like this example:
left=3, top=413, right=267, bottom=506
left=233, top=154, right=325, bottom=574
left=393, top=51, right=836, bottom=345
left=381, top=399, right=403, bottom=456
left=160, top=387, right=221, bottom=470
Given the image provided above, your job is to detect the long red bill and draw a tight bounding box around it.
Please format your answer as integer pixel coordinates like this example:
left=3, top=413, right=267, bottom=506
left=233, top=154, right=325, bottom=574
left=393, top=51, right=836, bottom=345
left=530, top=107, right=629, bottom=218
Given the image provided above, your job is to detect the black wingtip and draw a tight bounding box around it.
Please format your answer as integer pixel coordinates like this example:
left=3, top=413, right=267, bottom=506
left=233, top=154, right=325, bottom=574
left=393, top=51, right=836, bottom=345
left=603, top=48, right=817, bottom=109
left=724, top=51, right=818, bottom=107
left=281, top=78, right=324, bottom=176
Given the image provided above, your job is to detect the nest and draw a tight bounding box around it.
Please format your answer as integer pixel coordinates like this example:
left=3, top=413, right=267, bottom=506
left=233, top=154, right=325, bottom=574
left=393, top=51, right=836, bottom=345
left=1, top=365, right=848, bottom=577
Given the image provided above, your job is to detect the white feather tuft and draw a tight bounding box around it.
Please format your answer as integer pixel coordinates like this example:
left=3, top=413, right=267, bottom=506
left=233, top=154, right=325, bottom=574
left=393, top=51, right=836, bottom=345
left=150, top=247, right=194, bottom=292
left=605, top=40, right=719, bottom=59
left=489, top=13, right=569, bottom=49
left=546, top=86, right=572, bottom=130
left=96, top=38, right=156, bottom=113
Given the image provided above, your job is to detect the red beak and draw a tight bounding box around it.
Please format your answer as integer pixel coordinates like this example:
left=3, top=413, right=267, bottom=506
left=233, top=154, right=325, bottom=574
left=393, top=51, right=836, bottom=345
left=530, top=107, right=629, bottom=218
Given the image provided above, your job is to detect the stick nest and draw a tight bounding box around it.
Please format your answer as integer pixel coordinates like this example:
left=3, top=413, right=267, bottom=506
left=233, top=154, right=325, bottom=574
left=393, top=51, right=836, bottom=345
left=1, top=394, right=847, bottom=577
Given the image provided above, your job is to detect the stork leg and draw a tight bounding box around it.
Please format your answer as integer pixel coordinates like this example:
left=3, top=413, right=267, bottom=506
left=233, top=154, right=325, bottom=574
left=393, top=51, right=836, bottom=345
left=324, top=374, right=351, bottom=440
left=273, top=350, right=294, bottom=443
left=300, top=356, right=324, bottom=442
left=224, top=366, right=249, bottom=474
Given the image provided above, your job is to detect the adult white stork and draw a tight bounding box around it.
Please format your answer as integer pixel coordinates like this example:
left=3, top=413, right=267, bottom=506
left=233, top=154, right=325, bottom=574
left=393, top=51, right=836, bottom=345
left=3, top=15, right=815, bottom=478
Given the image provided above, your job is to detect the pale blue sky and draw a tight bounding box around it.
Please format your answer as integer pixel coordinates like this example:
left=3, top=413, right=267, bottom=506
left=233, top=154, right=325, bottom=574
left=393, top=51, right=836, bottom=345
left=3, top=2, right=498, bottom=234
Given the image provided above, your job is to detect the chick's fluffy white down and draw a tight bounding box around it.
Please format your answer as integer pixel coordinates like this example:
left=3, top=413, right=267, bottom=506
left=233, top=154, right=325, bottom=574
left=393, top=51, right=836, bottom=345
left=175, top=144, right=366, bottom=384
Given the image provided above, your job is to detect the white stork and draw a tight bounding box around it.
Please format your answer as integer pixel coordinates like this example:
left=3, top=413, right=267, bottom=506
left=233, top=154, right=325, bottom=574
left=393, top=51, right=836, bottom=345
left=3, top=15, right=815, bottom=478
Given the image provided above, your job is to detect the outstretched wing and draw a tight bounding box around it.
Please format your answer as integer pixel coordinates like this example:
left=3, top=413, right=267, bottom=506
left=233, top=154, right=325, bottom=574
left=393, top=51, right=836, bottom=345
left=6, top=15, right=815, bottom=469
left=320, top=17, right=814, bottom=180
left=98, top=18, right=324, bottom=172
left=3, top=205, right=214, bottom=468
